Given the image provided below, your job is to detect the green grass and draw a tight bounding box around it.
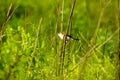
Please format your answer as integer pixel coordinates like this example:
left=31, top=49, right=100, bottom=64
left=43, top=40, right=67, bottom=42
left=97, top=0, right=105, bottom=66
left=0, top=0, right=119, bottom=80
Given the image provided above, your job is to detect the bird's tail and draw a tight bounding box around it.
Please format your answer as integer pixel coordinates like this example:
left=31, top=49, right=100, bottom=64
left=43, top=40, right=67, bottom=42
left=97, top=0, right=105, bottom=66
left=74, top=38, right=79, bottom=40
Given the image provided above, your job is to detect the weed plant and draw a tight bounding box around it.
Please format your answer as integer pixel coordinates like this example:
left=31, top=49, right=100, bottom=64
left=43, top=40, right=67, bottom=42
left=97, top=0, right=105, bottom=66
left=0, top=0, right=119, bottom=80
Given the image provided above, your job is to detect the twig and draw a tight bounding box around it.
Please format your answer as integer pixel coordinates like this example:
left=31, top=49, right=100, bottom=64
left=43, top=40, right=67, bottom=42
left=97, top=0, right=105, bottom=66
left=66, top=0, right=76, bottom=35
left=55, top=1, right=60, bottom=76
left=0, top=3, right=18, bottom=52
left=117, top=0, right=120, bottom=79
left=61, top=0, right=64, bottom=32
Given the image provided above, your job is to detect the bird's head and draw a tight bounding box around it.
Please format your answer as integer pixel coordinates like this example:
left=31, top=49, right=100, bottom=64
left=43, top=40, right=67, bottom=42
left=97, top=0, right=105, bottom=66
left=58, top=32, right=65, bottom=40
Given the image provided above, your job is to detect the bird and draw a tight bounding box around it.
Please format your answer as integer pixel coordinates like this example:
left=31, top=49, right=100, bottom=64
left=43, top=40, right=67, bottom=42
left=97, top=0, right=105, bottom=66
left=58, top=32, right=79, bottom=41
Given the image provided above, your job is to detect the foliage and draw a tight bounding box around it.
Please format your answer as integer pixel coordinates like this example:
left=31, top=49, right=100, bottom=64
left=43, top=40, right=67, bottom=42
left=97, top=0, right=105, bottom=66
left=0, top=0, right=118, bottom=80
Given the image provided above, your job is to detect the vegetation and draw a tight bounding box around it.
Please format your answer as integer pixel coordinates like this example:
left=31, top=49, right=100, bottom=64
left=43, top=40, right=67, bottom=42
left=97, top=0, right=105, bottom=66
left=0, top=0, right=119, bottom=80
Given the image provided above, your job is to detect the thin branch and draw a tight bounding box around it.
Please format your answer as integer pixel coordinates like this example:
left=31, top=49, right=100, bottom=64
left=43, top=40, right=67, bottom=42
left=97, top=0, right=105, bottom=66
left=66, top=0, right=76, bottom=35
left=61, top=0, right=64, bottom=32
left=0, top=3, right=18, bottom=52
left=117, top=0, right=120, bottom=79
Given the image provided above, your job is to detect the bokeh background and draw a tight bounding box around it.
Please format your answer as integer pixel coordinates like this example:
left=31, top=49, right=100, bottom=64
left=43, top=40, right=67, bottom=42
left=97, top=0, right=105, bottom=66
left=0, top=0, right=119, bottom=80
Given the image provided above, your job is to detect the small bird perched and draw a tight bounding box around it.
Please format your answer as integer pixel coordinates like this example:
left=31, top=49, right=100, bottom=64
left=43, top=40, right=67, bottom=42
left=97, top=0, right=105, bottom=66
left=58, top=32, right=79, bottom=41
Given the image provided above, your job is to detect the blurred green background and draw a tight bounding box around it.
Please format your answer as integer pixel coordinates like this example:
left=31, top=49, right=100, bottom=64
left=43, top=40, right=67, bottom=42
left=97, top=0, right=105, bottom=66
left=0, top=0, right=118, bottom=80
